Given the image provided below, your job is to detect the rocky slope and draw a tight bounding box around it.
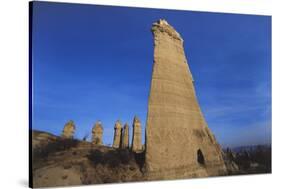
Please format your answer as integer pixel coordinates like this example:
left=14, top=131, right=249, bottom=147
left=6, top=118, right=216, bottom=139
left=31, top=130, right=145, bottom=188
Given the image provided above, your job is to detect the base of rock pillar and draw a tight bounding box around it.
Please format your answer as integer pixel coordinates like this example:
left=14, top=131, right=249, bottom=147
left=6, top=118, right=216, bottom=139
left=144, top=162, right=228, bottom=181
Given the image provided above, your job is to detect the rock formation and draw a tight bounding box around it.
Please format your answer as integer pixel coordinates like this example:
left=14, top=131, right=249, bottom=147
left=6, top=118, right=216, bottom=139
left=92, top=121, right=103, bottom=145
left=131, top=116, right=142, bottom=152
left=223, top=148, right=239, bottom=174
left=121, top=123, right=130, bottom=149
left=61, top=120, right=75, bottom=139
left=32, top=130, right=58, bottom=149
left=145, top=19, right=227, bottom=179
left=112, top=120, right=122, bottom=148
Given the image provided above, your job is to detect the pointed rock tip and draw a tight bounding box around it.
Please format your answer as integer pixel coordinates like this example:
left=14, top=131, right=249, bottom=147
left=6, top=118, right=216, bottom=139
left=65, top=120, right=75, bottom=126
left=133, top=116, right=140, bottom=123
left=93, top=120, right=103, bottom=129
left=115, top=120, right=122, bottom=128
left=95, top=120, right=102, bottom=124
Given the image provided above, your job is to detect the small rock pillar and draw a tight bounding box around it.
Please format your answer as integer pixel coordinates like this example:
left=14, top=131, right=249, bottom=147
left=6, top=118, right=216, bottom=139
left=112, top=120, right=122, bottom=148
left=92, top=121, right=103, bottom=145
left=131, top=116, right=142, bottom=152
left=121, top=123, right=129, bottom=149
left=61, top=120, right=75, bottom=139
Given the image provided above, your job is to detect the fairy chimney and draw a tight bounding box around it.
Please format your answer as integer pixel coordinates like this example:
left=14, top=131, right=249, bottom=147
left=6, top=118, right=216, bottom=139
left=112, top=120, right=122, bottom=148
left=121, top=123, right=129, bottom=149
left=92, top=121, right=103, bottom=145
left=145, top=19, right=227, bottom=179
left=131, top=116, right=142, bottom=152
left=61, top=120, right=75, bottom=139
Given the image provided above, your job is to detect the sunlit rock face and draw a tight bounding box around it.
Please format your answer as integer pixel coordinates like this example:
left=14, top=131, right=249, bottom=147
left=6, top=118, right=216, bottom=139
left=92, top=121, right=103, bottom=145
left=121, top=123, right=129, bottom=149
left=112, top=120, right=122, bottom=148
left=145, top=19, right=227, bottom=180
left=61, top=120, right=75, bottom=139
left=131, top=116, right=143, bottom=152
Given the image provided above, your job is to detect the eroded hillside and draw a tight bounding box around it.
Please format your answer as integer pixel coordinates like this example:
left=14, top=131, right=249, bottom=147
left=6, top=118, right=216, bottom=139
left=32, top=130, right=145, bottom=187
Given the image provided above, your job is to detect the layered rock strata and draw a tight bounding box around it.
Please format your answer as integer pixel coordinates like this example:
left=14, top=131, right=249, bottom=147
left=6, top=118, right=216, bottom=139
left=145, top=19, right=227, bottom=179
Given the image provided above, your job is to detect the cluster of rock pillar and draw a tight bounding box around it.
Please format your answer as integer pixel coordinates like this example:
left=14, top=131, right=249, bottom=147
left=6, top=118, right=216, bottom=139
left=61, top=116, right=143, bottom=152
left=112, top=116, right=143, bottom=152
left=60, top=19, right=228, bottom=180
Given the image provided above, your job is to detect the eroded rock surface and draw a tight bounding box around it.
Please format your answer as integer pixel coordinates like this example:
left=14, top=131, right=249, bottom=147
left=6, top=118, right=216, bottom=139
left=131, top=116, right=142, bottom=152
left=121, top=123, right=129, bottom=149
left=112, top=120, right=122, bottom=148
left=92, top=121, right=103, bottom=145
left=32, top=130, right=144, bottom=188
left=145, top=19, right=227, bottom=180
left=62, top=120, right=75, bottom=139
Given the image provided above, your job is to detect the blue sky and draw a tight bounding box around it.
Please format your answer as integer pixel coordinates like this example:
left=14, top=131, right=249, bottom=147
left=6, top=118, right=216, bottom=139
left=31, top=2, right=271, bottom=148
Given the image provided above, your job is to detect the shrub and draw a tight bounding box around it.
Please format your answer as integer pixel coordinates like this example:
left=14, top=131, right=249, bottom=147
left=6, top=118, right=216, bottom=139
left=87, top=149, right=132, bottom=168
left=33, top=138, right=79, bottom=160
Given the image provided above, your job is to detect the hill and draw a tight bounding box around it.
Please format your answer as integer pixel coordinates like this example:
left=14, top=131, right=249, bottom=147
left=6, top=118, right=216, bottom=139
left=31, top=130, right=145, bottom=187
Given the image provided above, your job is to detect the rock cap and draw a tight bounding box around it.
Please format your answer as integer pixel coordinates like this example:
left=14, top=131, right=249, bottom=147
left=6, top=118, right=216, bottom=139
left=152, top=19, right=183, bottom=42
left=114, top=120, right=122, bottom=129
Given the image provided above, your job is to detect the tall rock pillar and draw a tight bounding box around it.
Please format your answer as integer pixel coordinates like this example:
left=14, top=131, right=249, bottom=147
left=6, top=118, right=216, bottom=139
left=131, top=116, right=142, bottom=152
left=145, top=19, right=227, bottom=179
left=121, top=123, right=129, bottom=149
left=112, top=120, right=122, bottom=148
left=92, top=121, right=103, bottom=145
